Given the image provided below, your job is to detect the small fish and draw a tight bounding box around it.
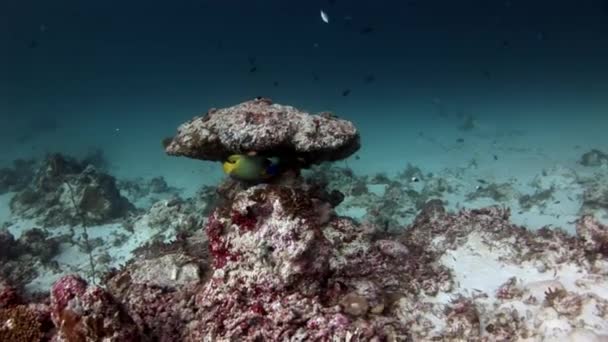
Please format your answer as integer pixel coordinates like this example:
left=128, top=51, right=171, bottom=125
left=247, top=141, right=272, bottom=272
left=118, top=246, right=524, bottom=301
left=363, top=74, right=375, bottom=84
left=341, top=89, right=351, bottom=97
left=536, top=31, right=545, bottom=41
left=360, top=26, right=374, bottom=35
left=249, top=66, right=257, bottom=73
left=320, top=10, right=329, bottom=23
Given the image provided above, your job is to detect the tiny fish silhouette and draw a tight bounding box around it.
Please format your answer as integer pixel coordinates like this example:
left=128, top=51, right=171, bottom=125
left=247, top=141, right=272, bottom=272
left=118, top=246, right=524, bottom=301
left=360, top=26, right=374, bottom=35
left=249, top=66, right=258, bottom=73
left=363, top=74, right=375, bottom=84
left=342, top=89, right=351, bottom=97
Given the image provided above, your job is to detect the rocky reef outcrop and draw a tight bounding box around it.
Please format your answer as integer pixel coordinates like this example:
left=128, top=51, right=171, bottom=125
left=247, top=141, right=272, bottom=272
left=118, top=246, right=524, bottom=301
left=9, top=153, right=135, bottom=226
left=0, top=159, right=36, bottom=194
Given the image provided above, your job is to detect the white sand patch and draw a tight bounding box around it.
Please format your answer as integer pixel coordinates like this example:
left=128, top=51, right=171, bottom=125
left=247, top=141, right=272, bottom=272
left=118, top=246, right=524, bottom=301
left=428, top=230, right=608, bottom=339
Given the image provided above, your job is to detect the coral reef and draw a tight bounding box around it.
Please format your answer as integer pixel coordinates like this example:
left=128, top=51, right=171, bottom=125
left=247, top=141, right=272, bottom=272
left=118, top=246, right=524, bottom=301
left=0, top=227, right=60, bottom=287
left=50, top=275, right=140, bottom=341
left=0, top=159, right=36, bottom=194
left=580, top=149, right=608, bottom=167
left=581, top=178, right=608, bottom=213
left=164, top=97, right=360, bottom=167
left=0, top=305, right=44, bottom=342
left=3, top=99, right=608, bottom=341
left=118, top=176, right=181, bottom=208
left=182, top=184, right=412, bottom=340
left=10, top=153, right=135, bottom=226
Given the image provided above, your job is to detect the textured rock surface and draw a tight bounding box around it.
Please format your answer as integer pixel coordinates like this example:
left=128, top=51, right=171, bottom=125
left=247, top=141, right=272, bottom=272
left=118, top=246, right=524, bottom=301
left=0, top=228, right=60, bottom=287
left=0, top=159, right=36, bottom=194
left=185, top=183, right=411, bottom=341
left=10, top=153, right=135, bottom=226
left=50, top=275, right=140, bottom=341
left=164, top=98, right=360, bottom=166
left=105, top=248, right=209, bottom=341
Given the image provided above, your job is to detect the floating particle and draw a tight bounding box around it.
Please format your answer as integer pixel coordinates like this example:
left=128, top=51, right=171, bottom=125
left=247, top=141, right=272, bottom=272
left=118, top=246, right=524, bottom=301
left=249, top=66, right=257, bottom=73
left=320, top=10, right=329, bottom=23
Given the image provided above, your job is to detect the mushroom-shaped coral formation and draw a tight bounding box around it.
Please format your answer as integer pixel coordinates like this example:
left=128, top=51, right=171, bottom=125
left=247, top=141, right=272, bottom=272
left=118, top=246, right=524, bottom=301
left=163, top=97, right=360, bottom=167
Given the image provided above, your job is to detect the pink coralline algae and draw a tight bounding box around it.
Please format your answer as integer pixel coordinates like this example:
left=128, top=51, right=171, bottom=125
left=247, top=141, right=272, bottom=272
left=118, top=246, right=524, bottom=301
left=0, top=280, right=20, bottom=309
left=163, top=97, right=360, bottom=166
left=50, top=275, right=140, bottom=342
left=186, top=184, right=411, bottom=341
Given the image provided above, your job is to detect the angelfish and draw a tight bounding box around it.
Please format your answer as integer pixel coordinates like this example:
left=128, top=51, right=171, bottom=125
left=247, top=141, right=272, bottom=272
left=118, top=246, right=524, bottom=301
left=222, top=154, right=280, bottom=182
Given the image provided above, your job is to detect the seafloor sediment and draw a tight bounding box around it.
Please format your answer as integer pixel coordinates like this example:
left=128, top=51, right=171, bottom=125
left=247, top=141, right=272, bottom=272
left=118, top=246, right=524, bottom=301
left=0, top=98, right=607, bottom=341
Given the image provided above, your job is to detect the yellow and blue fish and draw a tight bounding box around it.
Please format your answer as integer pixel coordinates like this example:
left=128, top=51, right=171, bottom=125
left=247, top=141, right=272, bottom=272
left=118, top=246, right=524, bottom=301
left=222, top=154, right=280, bottom=182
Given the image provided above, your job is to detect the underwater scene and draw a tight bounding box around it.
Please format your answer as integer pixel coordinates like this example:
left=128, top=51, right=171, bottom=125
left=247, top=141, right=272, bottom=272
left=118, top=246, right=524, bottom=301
left=1, top=0, right=608, bottom=341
